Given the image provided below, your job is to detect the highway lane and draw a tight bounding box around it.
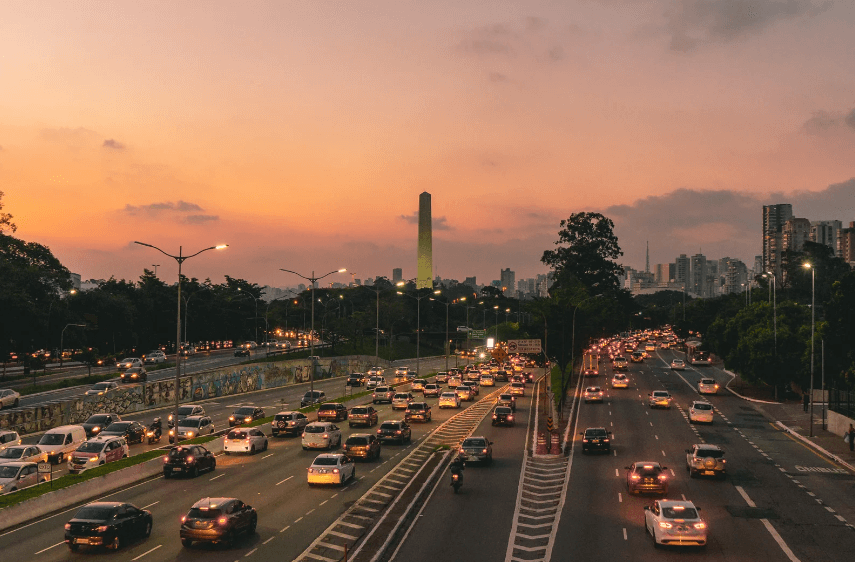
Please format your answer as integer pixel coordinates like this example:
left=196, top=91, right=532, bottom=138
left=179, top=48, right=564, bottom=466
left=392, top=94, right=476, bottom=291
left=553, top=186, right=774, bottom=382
left=389, top=372, right=540, bottom=562
left=0, top=366, right=485, bottom=561
left=18, top=358, right=457, bottom=480
left=553, top=349, right=853, bottom=562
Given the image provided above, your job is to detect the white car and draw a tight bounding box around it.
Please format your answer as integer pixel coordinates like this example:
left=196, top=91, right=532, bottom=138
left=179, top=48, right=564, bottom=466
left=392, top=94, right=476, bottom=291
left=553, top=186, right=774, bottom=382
left=644, top=500, right=707, bottom=548
left=302, top=422, right=342, bottom=450
left=670, top=359, right=685, bottom=370
left=224, top=427, right=268, bottom=455
left=143, top=351, right=167, bottom=364
left=0, top=445, right=47, bottom=465
left=394, top=366, right=409, bottom=377
left=648, top=391, right=673, bottom=409
left=367, top=375, right=386, bottom=389
left=392, top=392, right=414, bottom=410
left=698, top=378, right=719, bottom=395
left=85, top=381, right=119, bottom=396
left=169, top=416, right=215, bottom=443
left=688, top=401, right=714, bottom=424
left=423, top=383, right=440, bottom=397
left=611, top=374, right=629, bottom=389
left=367, top=367, right=384, bottom=377
left=0, top=389, right=21, bottom=409
left=0, top=462, right=49, bottom=494
left=68, top=436, right=129, bottom=474
left=0, top=431, right=22, bottom=453
left=479, top=374, right=495, bottom=387
left=438, top=392, right=461, bottom=409
left=116, top=357, right=143, bottom=370
left=307, top=454, right=355, bottom=486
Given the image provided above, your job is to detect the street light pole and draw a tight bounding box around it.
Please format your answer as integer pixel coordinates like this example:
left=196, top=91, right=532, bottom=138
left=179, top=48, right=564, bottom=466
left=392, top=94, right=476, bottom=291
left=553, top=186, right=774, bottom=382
left=135, top=241, right=227, bottom=424
left=567, top=294, right=603, bottom=407
left=281, top=268, right=346, bottom=397
left=152, top=264, right=160, bottom=278
left=60, top=324, right=86, bottom=368
left=804, top=263, right=815, bottom=437
left=236, top=288, right=259, bottom=343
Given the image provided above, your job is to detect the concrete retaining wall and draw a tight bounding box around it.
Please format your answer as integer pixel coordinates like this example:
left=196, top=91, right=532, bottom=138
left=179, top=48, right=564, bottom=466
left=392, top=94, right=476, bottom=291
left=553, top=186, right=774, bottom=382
left=828, top=410, right=855, bottom=438
left=0, top=355, right=379, bottom=435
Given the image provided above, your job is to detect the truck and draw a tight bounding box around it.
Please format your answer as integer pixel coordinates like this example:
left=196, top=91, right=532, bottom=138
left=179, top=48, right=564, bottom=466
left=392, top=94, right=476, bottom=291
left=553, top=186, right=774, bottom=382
left=583, top=353, right=599, bottom=376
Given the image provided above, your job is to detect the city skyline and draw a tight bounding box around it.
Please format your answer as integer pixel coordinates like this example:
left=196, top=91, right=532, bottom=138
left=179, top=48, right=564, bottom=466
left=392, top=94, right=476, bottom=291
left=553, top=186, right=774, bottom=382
left=2, top=2, right=854, bottom=285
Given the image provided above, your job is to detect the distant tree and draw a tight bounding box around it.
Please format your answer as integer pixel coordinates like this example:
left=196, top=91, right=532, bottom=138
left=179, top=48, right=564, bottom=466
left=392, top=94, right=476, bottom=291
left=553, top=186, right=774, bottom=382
left=541, top=212, right=624, bottom=292
left=0, top=191, right=16, bottom=234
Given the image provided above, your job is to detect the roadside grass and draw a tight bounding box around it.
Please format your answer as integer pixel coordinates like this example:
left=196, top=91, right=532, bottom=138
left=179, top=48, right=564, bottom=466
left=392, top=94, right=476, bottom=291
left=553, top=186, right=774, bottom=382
left=550, top=363, right=564, bottom=408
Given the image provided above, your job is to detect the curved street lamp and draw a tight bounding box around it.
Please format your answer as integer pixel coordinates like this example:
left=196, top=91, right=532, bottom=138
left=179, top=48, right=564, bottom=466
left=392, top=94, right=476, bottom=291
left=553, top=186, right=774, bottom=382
left=134, top=241, right=227, bottom=422
left=280, top=268, right=346, bottom=396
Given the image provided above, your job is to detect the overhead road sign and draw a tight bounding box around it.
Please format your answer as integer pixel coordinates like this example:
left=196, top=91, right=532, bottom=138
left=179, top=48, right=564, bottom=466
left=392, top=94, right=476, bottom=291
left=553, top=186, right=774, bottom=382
left=469, top=330, right=486, bottom=339
left=507, top=339, right=542, bottom=354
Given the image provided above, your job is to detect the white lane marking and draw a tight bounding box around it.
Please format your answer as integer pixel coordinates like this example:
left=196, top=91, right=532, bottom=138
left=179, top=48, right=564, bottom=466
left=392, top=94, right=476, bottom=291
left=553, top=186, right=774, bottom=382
left=615, top=469, right=619, bottom=477
left=141, top=501, right=159, bottom=509
left=681, top=494, right=687, bottom=501
left=618, top=493, right=623, bottom=503
left=131, top=545, right=162, bottom=560
left=245, top=547, right=258, bottom=556
left=280, top=525, right=290, bottom=533
left=263, top=536, right=275, bottom=545
left=661, top=450, right=666, bottom=457
left=761, top=519, right=802, bottom=562
left=735, top=486, right=756, bottom=507
left=649, top=422, right=653, bottom=426
left=34, top=542, right=64, bottom=554
left=655, top=435, right=659, bottom=440
left=294, top=517, right=303, bottom=523
left=623, top=528, right=628, bottom=540
left=276, top=476, right=293, bottom=486
left=262, top=453, right=273, bottom=459
left=319, top=500, right=328, bottom=506
left=306, top=509, right=315, bottom=515
left=611, top=422, right=614, bottom=427
left=614, top=450, right=617, bottom=456
left=669, top=469, right=675, bottom=477
left=210, top=473, right=225, bottom=481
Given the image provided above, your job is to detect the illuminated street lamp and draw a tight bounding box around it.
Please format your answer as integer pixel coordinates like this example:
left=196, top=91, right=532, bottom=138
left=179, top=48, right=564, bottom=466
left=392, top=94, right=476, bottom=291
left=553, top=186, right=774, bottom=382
left=803, top=262, right=816, bottom=437
left=280, top=268, right=346, bottom=397
left=134, top=241, right=227, bottom=422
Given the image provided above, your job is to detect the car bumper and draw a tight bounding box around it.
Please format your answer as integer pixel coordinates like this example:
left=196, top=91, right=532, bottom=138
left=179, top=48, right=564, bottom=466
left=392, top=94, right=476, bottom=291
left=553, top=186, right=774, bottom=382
left=391, top=403, right=408, bottom=410
left=272, top=425, right=301, bottom=435
left=690, top=414, right=714, bottom=423
left=308, top=473, right=343, bottom=485
left=224, top=443, right=255, bottom=453
left=438, top=401, right=459, bottom=408
left=349, top=418, right=374, bottom=426
left=690, top=465, right=725, bottom=476
left=302, top=440, right=331, bottom=449
left=378, top=434, right=405, bottom=443
left=656, top=530, right=707, bottom=545
left=582, top=443, right=610, bottom=452
left=459, top=452, right=489, bottom=462
left=65, top=533, right=110, bottom=546
left=612, top=383, right=628, bottom=388
left=584, top=396, right=603, bottom=402
left=698, top=388, right=717, bottom=394
left=180, top=528, right=229, bottom=542
left=164, top=464, right=198, bottom=475
left=649, top=401, right=671, bottom=408
left=629, top=483, right=667, bottom=494
left=343, top=448, right=375, bottom=458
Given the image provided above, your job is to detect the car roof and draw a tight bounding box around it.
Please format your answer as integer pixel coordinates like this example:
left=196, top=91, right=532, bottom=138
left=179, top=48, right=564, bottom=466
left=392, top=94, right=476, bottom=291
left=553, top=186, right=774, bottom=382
left=83, top=501, right=124, bottom=508
left=0, top=461, right=32, bottom=467
left=692, top=443, right=722, bottom=451
left=632, top=461, right=662, bottom=468
left=658, top=500, right=699, bottom=510
left=275, top=410, right=300, bottom=415
left=307, top=421, right=332, bottom=426
left=312, top=453, right=345, bottom=461
left=191, top=497, right=236, bottom=509
left=652, top=390, right=670, bottom=394
left=348, top=433, right=373, bottom=438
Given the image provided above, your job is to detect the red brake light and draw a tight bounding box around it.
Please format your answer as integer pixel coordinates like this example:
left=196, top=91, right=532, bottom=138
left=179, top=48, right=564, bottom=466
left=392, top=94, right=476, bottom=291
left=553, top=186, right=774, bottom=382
left=218, top=517, right=227, bottom=525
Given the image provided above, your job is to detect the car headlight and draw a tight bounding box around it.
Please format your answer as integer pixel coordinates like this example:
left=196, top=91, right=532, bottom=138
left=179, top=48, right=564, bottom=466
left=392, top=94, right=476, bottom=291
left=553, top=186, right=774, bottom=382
left=186, top=432, right=194, bottom=437
left=92, top=427, right=100, bottom=432
left=88, top=457, right=98, bottom=462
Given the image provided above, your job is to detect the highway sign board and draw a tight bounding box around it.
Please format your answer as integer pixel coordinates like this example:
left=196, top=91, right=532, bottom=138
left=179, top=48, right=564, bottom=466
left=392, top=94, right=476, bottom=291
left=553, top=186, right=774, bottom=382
left=37, top=462, right=51, bottom=474
left=507, top=339, right=542, bottom=354
left=469, top=330, right=486, bottom=339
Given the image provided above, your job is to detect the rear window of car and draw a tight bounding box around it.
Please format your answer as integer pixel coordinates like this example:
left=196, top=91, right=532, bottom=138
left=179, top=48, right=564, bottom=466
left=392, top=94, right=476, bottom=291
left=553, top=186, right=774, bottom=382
left=305, top=425, right=327, bottom=433
left=662, top=506, right=698, bottom=519
left=346, top=437, right=368, bottom=446
left=74, top=506, right=115, bottom=520
left=495, top=407, right=512, bottom=415
left=188, top=508, right=222, bottom=519
left=512, top=383, right=524, bottom=388
left=393, top=394, right=409, bottom=399
left=635, top=466, right=661, bottom=475
left=407, top=403, right=426, bottom=410
left=462, top=438, right=486, bottom=447
left=441, top=393, right=456, bottom=398
left=499, top=394, right=513, bottom=400
left=313, top=457, right=339, bottom=466
left=585, top=429, right=608, bottom=437
left=276, top=414, right=293, bottom=421
left=693, top=403, right=712, bottom=410
left=701, top=379, right=716, bottom=384
left=695, top=449, right=724, bottom=458
left=227, top=431, right=248, bottom=439
left=176, top=407, right=196, bottom=416
left=318, top=404, right=336, bottom=411
left=375, top=387, right=390, bottom=392
left=351, top=408, right=368, bottom=415
left=380, top=423, right=400, bottom=430
left=653, top=392, right=669, bottom=397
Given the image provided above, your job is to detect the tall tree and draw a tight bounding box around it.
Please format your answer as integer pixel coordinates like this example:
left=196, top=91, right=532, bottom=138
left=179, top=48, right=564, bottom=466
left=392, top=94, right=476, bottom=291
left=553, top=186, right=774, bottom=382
left=0, top=191, right=16, bottom=234
left=541, top=212, right=624, bottom=292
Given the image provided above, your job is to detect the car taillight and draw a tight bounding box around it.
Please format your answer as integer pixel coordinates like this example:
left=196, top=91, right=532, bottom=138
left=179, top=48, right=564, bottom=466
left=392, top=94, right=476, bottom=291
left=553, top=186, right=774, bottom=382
left=631, top=475, right=640, bottom=480
left=218, top=517, right=228, bottom=525
left=492, top=414, right=497, bottom=419
left=377, top=429, right=382, bottom=434
left=658, top=522, right=672, bottom=529
left=583, top=439, right=589, bottom=443
left=229, top=416, right=235, bottom=421
left=508, top=415, right=514, bottom=420
left=96, top=525, right=109, bottom=532
left=185, top=456, right=194, bottom=463
left=323, top=434, right=329, bottom=439
left=307, top=468, right=313, bottom=473
left=245, top=417, right=251, bottom=422
left=694, top=522, right=706, bottom=529
left=163, top=456, right=168, bottom=462
left=658, top=474, right=667, bottom=480
left=333, top=468, right=339, bottom=474
left=603, top=438, right=608, bottom=442
left=482, top=448, right=488, bottom=453
left=64, top=523, right=71, bottom=530
left=395, top=430, right=401, bottom=434
left=459, top=448, right=465, bottom=454
left=181, top=515, right=187, bottom=523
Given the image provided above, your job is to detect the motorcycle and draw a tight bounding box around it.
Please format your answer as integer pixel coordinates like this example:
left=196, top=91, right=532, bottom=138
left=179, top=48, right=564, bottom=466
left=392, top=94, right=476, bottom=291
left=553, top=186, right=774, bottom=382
left=146, top=417, right=162, bottom=445
left=450, top=460, right=464, bottom=494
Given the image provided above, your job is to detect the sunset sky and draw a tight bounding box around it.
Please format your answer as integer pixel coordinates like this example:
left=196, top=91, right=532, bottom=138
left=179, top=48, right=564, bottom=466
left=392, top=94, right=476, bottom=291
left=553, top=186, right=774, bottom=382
left=2, top=1, right=854, bottom=287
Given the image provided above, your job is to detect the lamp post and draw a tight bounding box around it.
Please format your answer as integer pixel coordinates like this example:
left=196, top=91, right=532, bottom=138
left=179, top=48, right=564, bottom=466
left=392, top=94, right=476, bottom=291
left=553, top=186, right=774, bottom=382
left=397, top=287, right=439, bottom=376
left=280, top=268, right=346, bottom=397
left=804, top=262, right=815, bottom=437
left=460, top=297, right=476, bottom=357
left=60, top=324, right=86, bottom=368
left=430, top=295, right=451, bottom=372
left=493, top=305, right=500, bottom=344
left=235, top=288, right=259, bottom=344
left=134, top=241, right=227, bottom=423
left=152, top=264, right=160, bottom=278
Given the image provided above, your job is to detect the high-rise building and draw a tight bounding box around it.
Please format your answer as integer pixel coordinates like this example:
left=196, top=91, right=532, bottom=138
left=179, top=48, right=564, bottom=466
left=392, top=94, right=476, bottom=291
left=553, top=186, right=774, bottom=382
left=675, top=254, right=690, bottom=286
left=417, top=192, right=433, bottom=289
left=763, top=204, right=793, bottom=282
left=463, top=276, right=477, bottom=288
left=654, top=264, right=670, bottom=284
left=690, top=254, right=707, bottom=297
left=500, top=268, right=515, bottom=296
left=782, top=217, right=811, bottom=252
left=392, top=268, right=403, bottom=283
left=839, top=222, right=855, bottom=264
left=811, top=220, right=842, bottom=255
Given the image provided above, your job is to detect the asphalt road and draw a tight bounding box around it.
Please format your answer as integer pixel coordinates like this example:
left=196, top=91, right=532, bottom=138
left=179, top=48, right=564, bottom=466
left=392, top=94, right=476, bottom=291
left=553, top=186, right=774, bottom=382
left=551, top=347, right=855, bottom=562
left=0, top=359, right=490, bottom=561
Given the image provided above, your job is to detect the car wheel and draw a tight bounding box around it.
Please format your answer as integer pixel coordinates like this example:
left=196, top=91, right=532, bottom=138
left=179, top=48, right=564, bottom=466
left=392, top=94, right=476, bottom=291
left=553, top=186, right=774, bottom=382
left=351, top=466, right=356, bottom=481
left=210, top=459, right=216, bottom=471
left=263, top=440, right=268, bottom=451
left=181, top=538, right=193, bottom=548
left=110, top=535, right=121, bottom=550
left=250, top=445, right=256, bottom=455
left=163, top=471, right=171, bottom=479
left=225, top=451, right=231, bottom=455
left=302, top=446, right=308, bottom=451
left=192, top=466, right=199, bottom=478
left=13, top=398, right=19, bottom=408
left=68, top=543, right=79, bottom=551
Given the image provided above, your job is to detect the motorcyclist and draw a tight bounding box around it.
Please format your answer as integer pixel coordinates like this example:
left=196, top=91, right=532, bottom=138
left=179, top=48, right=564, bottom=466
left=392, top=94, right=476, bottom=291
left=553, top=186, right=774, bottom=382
left=450, top=456, right=465, bottom=481
left=148, top=417, right=162, bottom=442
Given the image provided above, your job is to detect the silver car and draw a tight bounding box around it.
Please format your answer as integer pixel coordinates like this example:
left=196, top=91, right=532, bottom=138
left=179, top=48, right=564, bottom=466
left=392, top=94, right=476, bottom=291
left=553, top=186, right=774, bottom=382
left=0, top=462, right=49, bottom=495
left=0, top=445, right=47, bottom=465
left=0, top=389, right=21, bottom=409
left=644, top=500, right=707, bottom=547
left=85, top=382, right=119, bottom=396
left=698, top=378, right=719, bottom=395
left=685, top=444, right=726, bottom=479
left=169, top=416, right=214, bottom=443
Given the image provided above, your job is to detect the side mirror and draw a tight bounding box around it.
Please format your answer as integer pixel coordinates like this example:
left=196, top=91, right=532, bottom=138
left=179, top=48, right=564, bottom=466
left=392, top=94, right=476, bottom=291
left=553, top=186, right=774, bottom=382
left=696, top=507, right=702, bottom=511
left=579, top=432, right=584, bottom=436
left=643, top=505, right=650, bottom=511
left=624, top=466, right=630, bottom=470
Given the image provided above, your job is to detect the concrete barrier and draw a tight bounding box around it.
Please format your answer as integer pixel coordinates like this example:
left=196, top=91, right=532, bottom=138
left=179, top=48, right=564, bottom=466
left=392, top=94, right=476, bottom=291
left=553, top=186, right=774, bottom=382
left=0, top=355, right=381, bottom=436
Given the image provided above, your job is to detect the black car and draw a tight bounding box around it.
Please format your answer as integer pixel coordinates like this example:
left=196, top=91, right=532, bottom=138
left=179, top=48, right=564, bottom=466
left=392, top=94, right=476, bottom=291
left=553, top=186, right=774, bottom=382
left=81, top=413, right=121, bottom=438
left=234, top=348, right=250, bottom=357
left=228, top=406, right=265, bottom=427
left=317, top=403, right=348, bottom=422
left=101, top=421, right=147, bottom=445
left=494, top=370, right=510, bottom=382
left=497, top=393, right=517, bottom=412
left=163, top=445, right=216, bottom=478
left=343, top=433, right=381, bottom=460
left=404, top=402, right=432, bottom=422
left=491, top=406, right=515, bottom=426
left=377, top=420, right=412, bottom=444
left=581, top=427, right=612, bottom=453
left=346, top=373, right=367, bottom=386
left=626, top=461, right=669, bottom=495
left=180, top=497, right=257, bottom=548
left=65, top=502, right=152, bottom=551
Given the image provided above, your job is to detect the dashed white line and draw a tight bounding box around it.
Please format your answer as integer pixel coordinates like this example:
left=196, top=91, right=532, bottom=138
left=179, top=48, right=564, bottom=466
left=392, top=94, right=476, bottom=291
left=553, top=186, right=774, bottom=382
left=131, top=545, right=162, bottom=560
left=245, top=547, right=258, bottom=556
left=276, top=476, right=293, bottom=486
left=294, top=517, right=303, bottom=523
left=618, top=493, right=623, bottom=503
left=280, top=525, right=290, bottom=533
left=655, top=435, right=659, bottom=440
left=262, top=453, right=273, bottom=459
left=210, top=474, right=225, bottom=481
left=141, top=501, right=159, bottom=509
left=661, top=450, right=666, bottom=457
left=319, top=500, right=328, bottom=506
left=263, top=536, right=275, bottom=545
left=615, top=469, right=619, bottom=477
left=681, top=494, right=687, bottom=501
left=669, top=469, right=675, bottom=477
left=34, top=542, right=64, bottom=555
left=623, top=528, right=628, bottom=540
left=306, top=509, right=315, bottom=515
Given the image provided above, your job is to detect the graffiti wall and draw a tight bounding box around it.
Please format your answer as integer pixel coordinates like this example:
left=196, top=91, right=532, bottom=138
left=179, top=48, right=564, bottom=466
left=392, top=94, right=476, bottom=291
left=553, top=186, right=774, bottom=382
left=0, top=355, right=380, bottom=435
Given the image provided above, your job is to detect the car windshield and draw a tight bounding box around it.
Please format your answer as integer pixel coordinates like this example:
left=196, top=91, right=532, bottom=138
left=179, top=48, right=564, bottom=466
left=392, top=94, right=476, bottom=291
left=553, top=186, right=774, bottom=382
left=662, top=506, right=699, bottom=519
left=346, top=437, right=368, bottom=445
left=234, top=407, right=255, bottom=415
left=118, top=358, right=134, bottom=363
left=187, top=508, right=222, bottom=520
left=695, top=449, right=724, bottom=458
left=693, top=403, right=712, bottom=410
left=463, top=438, right=486, bottom=447
left=104, top=422, right=132, bottom=432
left=39, top=434, right=65, bottom=445
left=178, top=419, right=201, bottom=428
left=90, top=383, right=112, bottom=391
left=228, top=431, right=248, bottom=439
left=74, top=506, right=115, bottom=520
left=313, top=457, right=339, bottom=466
left=305, top=426, right=327, bottom=433
left=86, top=415, right=111, bottom=424
left=77, top=442, right=105, bottom=453
left=176, top=407, right=196, bottom=416
left=0, top=448, right=24, bottom=458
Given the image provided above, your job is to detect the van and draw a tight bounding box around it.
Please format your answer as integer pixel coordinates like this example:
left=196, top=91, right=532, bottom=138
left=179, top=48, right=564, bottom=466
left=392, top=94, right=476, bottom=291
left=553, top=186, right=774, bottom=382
left=37, top=425, right=87, bottom=464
